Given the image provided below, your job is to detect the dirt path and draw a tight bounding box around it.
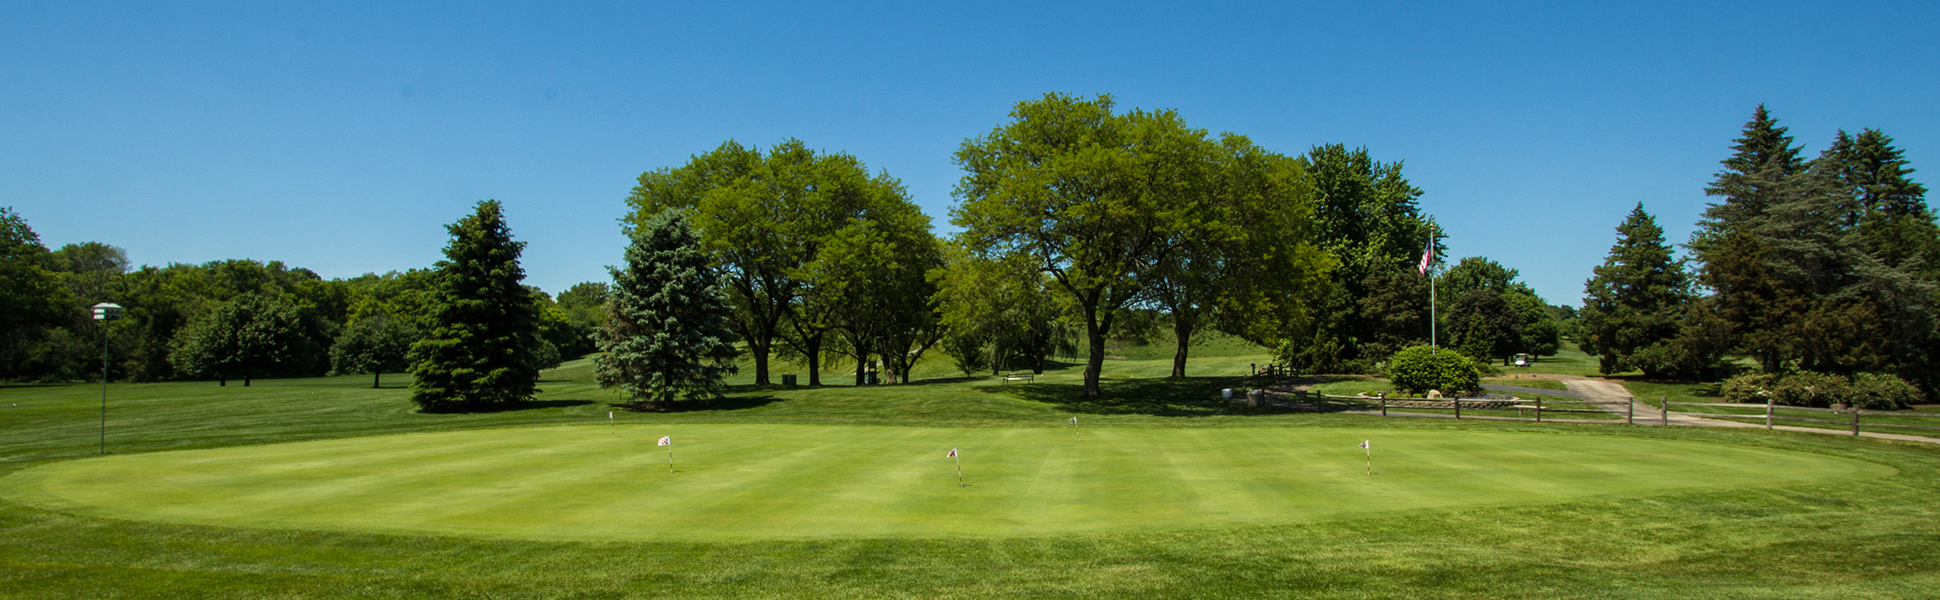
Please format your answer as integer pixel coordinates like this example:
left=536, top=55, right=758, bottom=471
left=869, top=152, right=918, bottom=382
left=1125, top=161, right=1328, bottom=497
left=1556, top=376, right=1940, bottom=444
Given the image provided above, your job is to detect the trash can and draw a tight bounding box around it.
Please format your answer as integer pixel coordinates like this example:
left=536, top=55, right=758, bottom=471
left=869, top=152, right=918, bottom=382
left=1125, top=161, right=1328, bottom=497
left=1246, top=389, right=1263, bottom=407
left=781, top=374, right=797, bottom=386
left=1221, top=388, right=1234, bottom=401
left=866, top=372, right=880, bottom=385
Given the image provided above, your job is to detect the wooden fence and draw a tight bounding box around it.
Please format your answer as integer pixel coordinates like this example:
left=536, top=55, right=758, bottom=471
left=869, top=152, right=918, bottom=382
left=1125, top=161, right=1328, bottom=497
left=1662, top=399, right=1940, bottom=435
left=1244, top=391, right=1621, bottom=423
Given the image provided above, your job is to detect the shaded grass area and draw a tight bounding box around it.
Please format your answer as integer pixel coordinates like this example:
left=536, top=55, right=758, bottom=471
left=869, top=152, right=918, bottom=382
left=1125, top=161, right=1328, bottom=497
left=3, top=353, right=1940, bottom=597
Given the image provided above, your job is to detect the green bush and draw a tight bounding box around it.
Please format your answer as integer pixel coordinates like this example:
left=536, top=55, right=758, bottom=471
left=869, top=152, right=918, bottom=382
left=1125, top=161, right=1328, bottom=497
left=1849, top=373, right=1922, bottom=410
left=1720, top=373, right=1777, bottom=404
left=1720, top=371, right=1919, bottom=410
left=1386, top=345, right=1481, bottom=396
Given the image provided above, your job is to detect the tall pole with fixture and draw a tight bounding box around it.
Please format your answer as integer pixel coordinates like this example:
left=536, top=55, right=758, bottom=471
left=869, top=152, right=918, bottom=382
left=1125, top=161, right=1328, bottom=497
left=91, top=302, right=123, bottom=454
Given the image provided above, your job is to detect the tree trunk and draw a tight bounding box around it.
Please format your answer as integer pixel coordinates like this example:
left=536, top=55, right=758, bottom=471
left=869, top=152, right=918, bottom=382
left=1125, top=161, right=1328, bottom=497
left=854, top=350, right=869, bottom=385
left=244, top=373, right=251, bottom=387
left=750, top=337, right=771, bottom=385
left=1171, top=317, right=1194, bottom=378
left=373, top=371, right=381, bottom=389
left=1083, top=310, right=1106, bottom=397
left=805, top=332, right=823, bottom=386
left=219, top=374, right=226, bottom=387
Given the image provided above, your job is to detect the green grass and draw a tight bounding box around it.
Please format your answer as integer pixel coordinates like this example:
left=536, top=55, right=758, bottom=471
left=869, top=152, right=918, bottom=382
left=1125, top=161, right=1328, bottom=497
left=3, top=425, right=1876, bottom=543
left=1482, top=376, right=1569, bottom=391
left=4, top=354, right=1940, bottom=598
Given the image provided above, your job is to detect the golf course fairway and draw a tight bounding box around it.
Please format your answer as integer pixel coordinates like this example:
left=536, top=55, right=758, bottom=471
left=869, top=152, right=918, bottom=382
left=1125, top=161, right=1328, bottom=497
left=0, top=424, right=1889, bottom=542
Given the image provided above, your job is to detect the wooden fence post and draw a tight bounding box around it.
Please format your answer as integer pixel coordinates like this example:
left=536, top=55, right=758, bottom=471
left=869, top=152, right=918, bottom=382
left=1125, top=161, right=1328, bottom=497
left=1535, top=397, right=1542, bottom=422
left=1765, top=399, right=1773, bottom=430
left=1627, top=396, right=1634, bottom=425
left=1454, top=397, right=1462, bottom=419
left=1660, top=396, right=1668, bottom=427
left=1380, top=395, right=1387, bottom=417
left=1852, top=408, right=1860, bottom=436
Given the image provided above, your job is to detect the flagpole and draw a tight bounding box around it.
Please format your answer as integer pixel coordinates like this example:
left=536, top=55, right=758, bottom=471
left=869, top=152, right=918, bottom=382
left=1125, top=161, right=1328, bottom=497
left=1430, top=272, right=1437, bottom=349
left=1070, top=417, right=1080, bottom=441
left=668, top=439, right=674, bottom=473
left=955, top=452, right=963, bottom=488
left=1365, top=443, right=1372, bottom=476
left=609, top=411, right=616, bottom=437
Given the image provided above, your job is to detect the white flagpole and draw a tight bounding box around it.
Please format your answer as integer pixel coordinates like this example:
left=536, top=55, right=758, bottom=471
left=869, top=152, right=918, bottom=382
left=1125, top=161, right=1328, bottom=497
left=1363, top=440, right=1372, bottom=476
left=668, top=438, right=674, bottom=473
left=609, top=411, right=615, bottom=437
left=1070, top=417, right=1080, bottom=441
left=1430, top=272, right=1437, bottom=349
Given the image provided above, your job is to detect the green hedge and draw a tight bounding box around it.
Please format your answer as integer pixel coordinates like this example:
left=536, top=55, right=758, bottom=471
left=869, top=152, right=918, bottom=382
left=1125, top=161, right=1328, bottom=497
left=1720, top=371, right=1921, bottom=410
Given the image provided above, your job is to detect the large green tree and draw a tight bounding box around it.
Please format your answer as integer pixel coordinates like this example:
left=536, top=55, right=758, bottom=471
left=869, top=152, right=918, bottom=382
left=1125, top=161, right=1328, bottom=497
left=624, top=140, right=905, bottom=385
left=1288, top=145, right=1439, bottom=372
left=932, top=243, right=1074, bottom=376
left=407, top=200, right=543, bottom=411
left=1578, top=204, right=1699, bottom=377
left=1148, top=134, right=1333, bottom=378
left=168, top=293, right=314, bottom=386
left=329, top=313, right=414, bottom=388
left=952, top=93, right=1215, bottom=396
left=595, top=211, right=740, bottom=406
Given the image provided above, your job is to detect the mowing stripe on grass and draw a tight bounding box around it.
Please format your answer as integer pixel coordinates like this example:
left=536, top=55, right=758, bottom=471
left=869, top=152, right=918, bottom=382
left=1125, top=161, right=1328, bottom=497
left=0, top=424, right=1888, bottom=542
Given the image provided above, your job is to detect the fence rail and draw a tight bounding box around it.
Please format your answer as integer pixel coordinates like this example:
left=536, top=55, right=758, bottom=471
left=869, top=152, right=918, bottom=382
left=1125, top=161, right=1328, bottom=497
left=1225, top=388, right=1940, bottom=437
left=1662, top=399, right=1940, bottom=435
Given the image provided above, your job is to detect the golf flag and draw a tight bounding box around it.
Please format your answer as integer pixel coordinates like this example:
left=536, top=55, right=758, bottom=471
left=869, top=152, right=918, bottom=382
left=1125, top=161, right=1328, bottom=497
left=946, top=447, right=963, bottom=487
left=1068, top=417, right=1077, bottom=424
left=946, top=447, right=957, bottom=458
left=1417, top=238, right=1435, bottom=275
left=658, top=436, right=671, bottom=446
left=1360, top=440, right=1370, bottom=449
left=1360, top=439, right=1372, bottom=475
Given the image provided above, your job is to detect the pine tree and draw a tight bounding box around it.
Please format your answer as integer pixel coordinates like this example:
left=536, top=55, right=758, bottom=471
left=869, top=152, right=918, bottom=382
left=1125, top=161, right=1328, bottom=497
left=407, top=200, right=542, bottom=411
left=1578, top=204, right=1696, bottom=376
left=1692, top=104, right=1805, bottom=257
left=595, top=211, right=740, bottom=407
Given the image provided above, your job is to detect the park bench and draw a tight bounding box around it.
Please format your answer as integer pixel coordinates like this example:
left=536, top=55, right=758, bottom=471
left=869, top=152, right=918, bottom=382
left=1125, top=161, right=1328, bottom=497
left=1002, top=371, right=1035, bottom=384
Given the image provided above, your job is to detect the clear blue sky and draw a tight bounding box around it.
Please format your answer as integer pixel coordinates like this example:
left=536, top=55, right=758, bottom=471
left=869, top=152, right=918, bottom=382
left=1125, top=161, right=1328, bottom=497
left=5, top=1, right=1935, bottom=306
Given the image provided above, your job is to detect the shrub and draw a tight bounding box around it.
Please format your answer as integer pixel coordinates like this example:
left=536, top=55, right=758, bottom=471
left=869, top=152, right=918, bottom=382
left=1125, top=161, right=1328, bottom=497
left=1386, top=345, right=1481, bottom=396
left=1720, top=373, right=1777, bottom=404
left=1849, top=373, right=1921, bottom=410
left=1721, top=371, right=1920, bottom=410
left=1772, top=372, right=1845, bottom=408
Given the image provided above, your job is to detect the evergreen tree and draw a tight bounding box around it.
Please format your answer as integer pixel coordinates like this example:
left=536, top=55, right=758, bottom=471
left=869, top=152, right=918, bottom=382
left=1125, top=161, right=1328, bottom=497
left=1578, top=204, right=1697, bottom=376
left=1692, top=104, right=1805, bottom=257
left=407, top=200, right=542, bottom=411
left=1444, top=288, right=1521, bottom=364
left=595, top=211, right=740, bottom=407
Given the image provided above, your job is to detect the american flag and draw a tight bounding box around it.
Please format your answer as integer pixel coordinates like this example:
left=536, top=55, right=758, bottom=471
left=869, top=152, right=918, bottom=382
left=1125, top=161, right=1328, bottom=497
left=1417, top=237, right=1435, bottom=275
left=658, top=436, right=671, bottom=446
left=945, top=447, right=957, bottom=458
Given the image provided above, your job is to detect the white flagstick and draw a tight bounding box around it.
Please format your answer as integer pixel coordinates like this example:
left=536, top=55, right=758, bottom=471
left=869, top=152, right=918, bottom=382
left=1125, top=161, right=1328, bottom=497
left=659, top=435, right=673, bottom=473
left=1361, top=440, right=1372, bottom=475
left=1069, top=416, right=1080, bottom=441
left=609, top=411, right=615, bottom=437
left=947, top=447, right=962, bottom=487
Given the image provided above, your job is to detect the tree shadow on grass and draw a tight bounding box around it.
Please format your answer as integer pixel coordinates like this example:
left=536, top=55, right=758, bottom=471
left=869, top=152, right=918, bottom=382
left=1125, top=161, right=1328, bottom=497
left=617, top=395, right=782, bottom=413
left=424, top=400, right=597, bottom=414
left=983, top=378, right=1282, bottom=417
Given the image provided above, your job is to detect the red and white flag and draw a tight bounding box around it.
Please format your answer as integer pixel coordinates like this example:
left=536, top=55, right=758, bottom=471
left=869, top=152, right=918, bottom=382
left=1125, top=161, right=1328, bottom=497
left=945, top=447, right=957, bottom=458
left=1417, top=237, right=1435, bottom=275
left=1359, top=440, right=1370, bottom=449
left=1068, top=417, right=1078, bottom=425
left=658, top=436, right=671, bottom=446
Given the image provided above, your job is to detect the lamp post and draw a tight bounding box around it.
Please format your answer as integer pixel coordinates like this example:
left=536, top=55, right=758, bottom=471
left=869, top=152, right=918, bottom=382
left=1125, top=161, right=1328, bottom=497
left=91, top=302, right=123, bottom=454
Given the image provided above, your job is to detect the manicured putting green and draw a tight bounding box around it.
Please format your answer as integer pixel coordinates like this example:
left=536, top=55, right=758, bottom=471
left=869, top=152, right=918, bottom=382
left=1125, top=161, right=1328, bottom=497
left=1, top=425, right=1887, bottom=542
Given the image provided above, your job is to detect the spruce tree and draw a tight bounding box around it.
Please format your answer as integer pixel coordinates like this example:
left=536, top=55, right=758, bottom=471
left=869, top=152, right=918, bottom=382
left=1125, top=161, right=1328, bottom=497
left=1692, top=104, right=1804, bottom=257
left=408, top=200, right=542, bottom=411
left=1578, top=204, right=1695, bottom=376
left=595, top=211, right=740, bottom=407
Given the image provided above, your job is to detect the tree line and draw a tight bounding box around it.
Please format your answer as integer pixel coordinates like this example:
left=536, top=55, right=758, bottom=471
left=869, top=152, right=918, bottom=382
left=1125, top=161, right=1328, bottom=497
left=3, top=92, right=1599, bottom=407
left=1579, top=105, right=1936, bottom=404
